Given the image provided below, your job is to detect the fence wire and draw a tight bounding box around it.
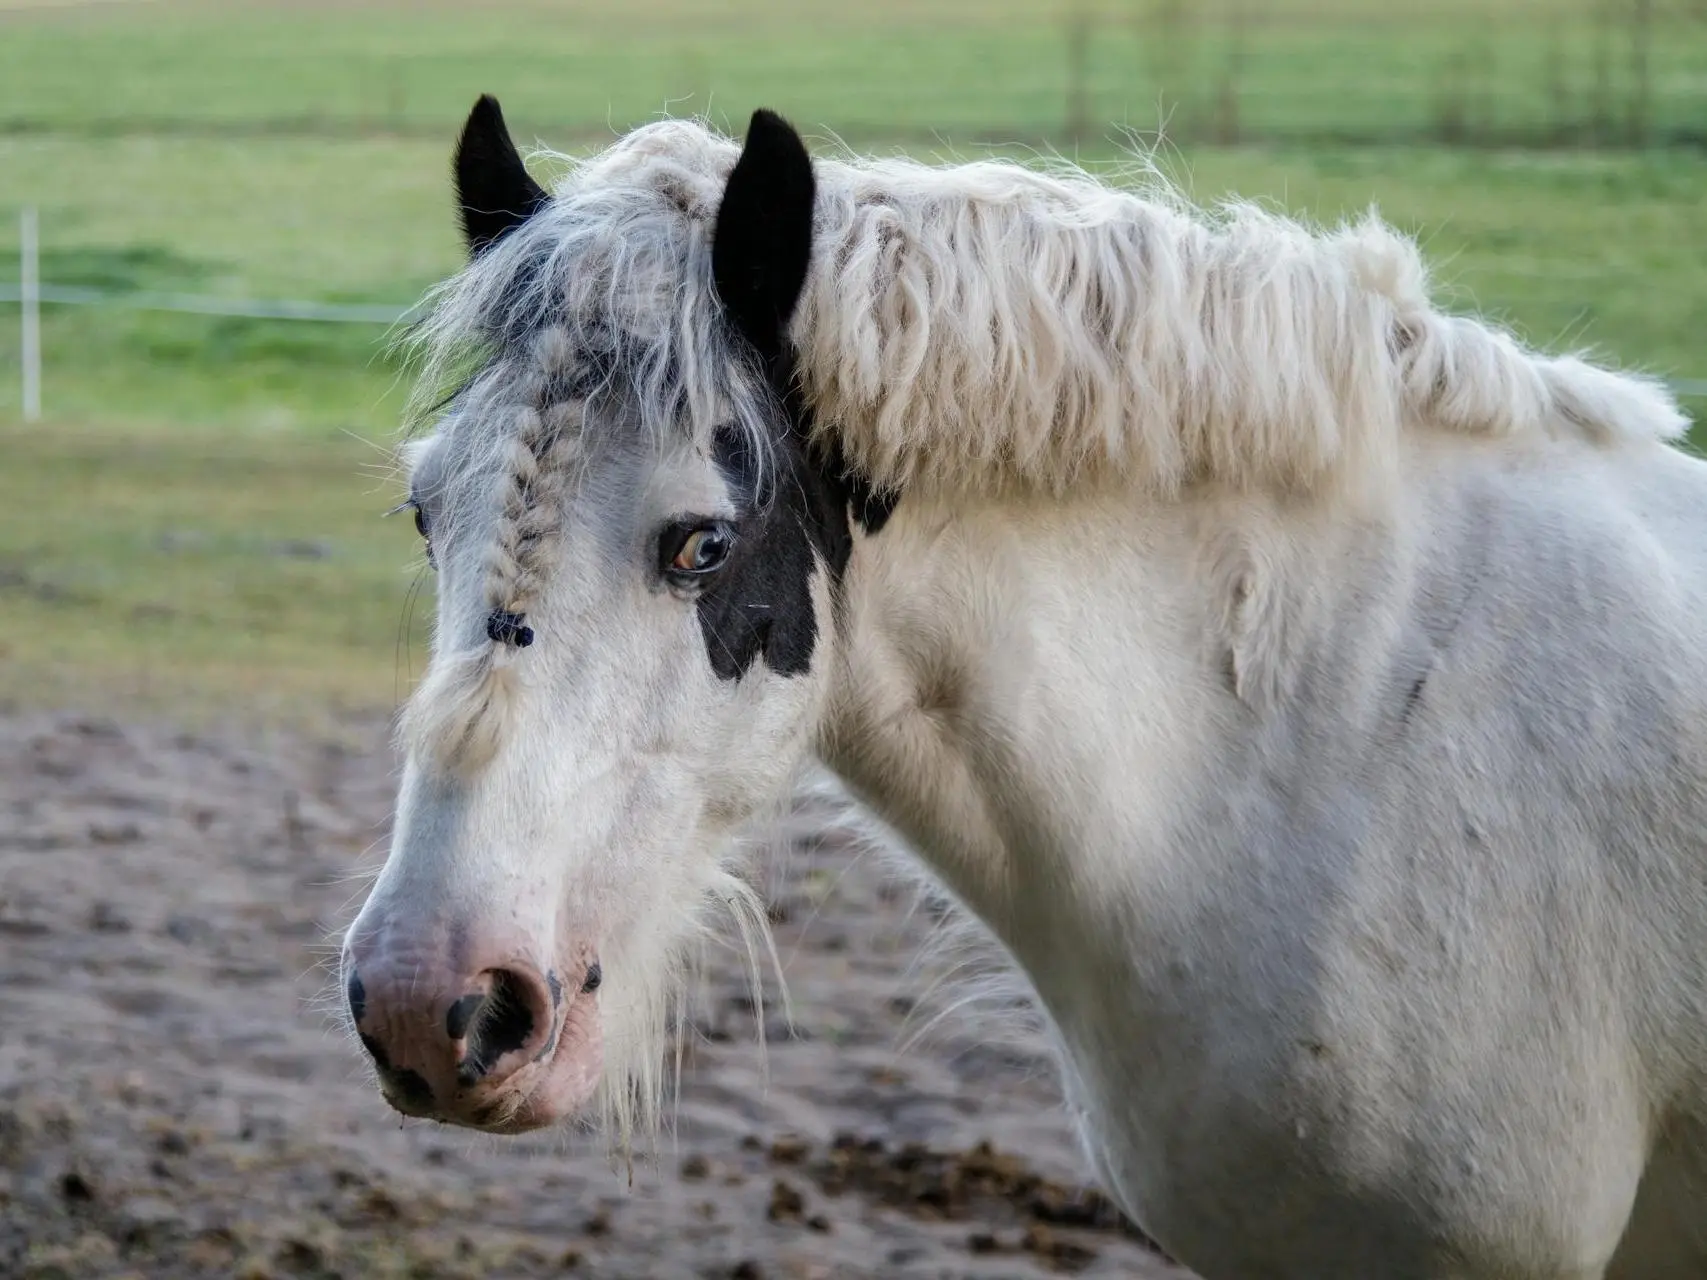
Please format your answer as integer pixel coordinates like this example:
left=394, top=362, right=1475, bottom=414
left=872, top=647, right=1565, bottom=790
left=0, top=283, right=421, bottom=327
left=6, top=281, right=1702, bottom=399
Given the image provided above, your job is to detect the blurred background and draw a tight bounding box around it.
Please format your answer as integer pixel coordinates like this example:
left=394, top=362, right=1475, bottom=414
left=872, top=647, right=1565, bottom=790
left=0, top=3, right=1704, bottom=1278
left=0, top=0, right=1703, bottom=725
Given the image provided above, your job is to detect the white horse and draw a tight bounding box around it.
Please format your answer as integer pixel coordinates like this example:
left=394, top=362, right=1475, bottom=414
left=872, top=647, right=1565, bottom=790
left=342, top=97, right=1707, bottom=1278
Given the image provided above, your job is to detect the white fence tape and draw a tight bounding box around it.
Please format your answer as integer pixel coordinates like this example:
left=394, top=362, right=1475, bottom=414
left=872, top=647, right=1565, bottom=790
left=6, top=278, right=1706, bottom=403
left=0, top=281, right=421, bottom=326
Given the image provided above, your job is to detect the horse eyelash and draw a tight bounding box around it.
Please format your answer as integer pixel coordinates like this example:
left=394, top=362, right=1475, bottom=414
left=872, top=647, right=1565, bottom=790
left=387, top=499, right=437, bottom=568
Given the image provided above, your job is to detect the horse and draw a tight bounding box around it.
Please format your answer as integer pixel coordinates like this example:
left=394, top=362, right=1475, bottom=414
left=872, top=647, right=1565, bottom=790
left=341, top=96, right=1707, bottom=1278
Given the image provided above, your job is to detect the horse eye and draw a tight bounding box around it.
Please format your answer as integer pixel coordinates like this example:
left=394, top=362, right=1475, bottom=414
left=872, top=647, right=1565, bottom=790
left=662, top=523, right=733, bottom=578
left=410, top=502, right=437, bottom=569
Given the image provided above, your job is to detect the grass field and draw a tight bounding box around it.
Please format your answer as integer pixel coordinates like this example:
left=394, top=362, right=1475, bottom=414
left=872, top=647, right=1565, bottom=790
left=0, top=422, right=428, bottom=725
left=3, top=0, right=1704, bottom=146
left=0, top=0, right=1703, bottom=723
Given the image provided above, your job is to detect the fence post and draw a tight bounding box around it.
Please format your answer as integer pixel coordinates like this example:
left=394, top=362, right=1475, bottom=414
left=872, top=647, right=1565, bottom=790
left=20, top=206, right=40, bottom=422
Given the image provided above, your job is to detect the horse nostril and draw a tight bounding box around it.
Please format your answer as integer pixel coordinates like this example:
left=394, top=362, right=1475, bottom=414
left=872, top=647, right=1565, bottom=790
left=581, top=961, right=602, bottom=994
left=457, top=969, right=537, bottom=1086
left=445, top=992, right=486, bottom=1042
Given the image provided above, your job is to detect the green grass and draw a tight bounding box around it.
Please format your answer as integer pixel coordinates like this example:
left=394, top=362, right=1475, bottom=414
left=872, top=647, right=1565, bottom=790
left=0, top=421, right=432, bottom=725
left=0, top=0, right=1702, bottom=722
left=1, top=0, right=1703, bottom=146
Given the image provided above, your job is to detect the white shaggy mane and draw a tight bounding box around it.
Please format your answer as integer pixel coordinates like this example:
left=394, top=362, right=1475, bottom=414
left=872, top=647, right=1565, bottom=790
left=798, top=149, right=1689, bottom=497
left=409, top=118, right=1689, bottom=501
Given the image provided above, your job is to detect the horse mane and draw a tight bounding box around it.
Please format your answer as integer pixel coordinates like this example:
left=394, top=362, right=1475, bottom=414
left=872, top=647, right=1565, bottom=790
left=803, top=152, right=1689, bottom=499
left=406, top=117, right=1689, bottom=507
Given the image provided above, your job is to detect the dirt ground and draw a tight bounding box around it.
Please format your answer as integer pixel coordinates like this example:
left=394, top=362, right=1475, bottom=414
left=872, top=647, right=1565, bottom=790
left=0, top=710, right=1194, bottom=1279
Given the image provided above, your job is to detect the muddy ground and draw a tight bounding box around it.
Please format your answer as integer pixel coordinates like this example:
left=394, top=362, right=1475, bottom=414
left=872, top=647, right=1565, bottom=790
left=0, top=711, right=1193, bottom=1279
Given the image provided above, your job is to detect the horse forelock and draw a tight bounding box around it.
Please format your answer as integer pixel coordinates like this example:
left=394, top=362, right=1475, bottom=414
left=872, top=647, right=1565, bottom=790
left=395, top=123, right=784, bottom=775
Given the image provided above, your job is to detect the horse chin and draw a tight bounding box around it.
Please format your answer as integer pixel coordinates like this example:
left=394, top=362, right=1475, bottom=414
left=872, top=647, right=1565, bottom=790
left=472, top=1051, right=604, bottom=1135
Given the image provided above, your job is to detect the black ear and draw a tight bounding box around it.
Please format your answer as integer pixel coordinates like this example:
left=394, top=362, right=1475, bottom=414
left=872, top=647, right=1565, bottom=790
left=711, top=109, right=816, bottom=363
left=453, top=95, right=550, bottom=258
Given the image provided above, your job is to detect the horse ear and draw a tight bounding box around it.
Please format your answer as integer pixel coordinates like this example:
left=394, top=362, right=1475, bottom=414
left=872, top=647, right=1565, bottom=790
left=712, top=109, right=816, bottom=361
left=453, top=95, right=550, bottom=258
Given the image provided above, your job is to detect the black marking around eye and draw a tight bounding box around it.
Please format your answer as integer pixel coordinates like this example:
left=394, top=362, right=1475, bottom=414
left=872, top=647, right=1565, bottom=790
left=693, top=423, right=825, bottom=680
left=686, top=388, right=897, bottom=683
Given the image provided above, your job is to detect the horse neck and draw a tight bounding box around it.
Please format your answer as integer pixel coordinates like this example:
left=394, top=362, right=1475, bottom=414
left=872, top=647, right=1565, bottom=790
left=817, top=480, right=1318, bottom=938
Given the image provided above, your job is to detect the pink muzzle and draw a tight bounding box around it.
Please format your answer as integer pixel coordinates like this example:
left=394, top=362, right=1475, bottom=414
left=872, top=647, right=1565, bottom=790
left=341, top=912, right=604, bottom=1132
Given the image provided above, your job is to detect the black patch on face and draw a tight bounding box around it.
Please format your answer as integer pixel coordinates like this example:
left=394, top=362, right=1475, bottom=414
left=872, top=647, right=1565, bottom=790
left=345, top=970, right=366, bottom=1025
left=697, top=109, right=900, bottom=683
left=693, top=424, right=825, bottom=679
left=546, top=969, right=563, bottom=1008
